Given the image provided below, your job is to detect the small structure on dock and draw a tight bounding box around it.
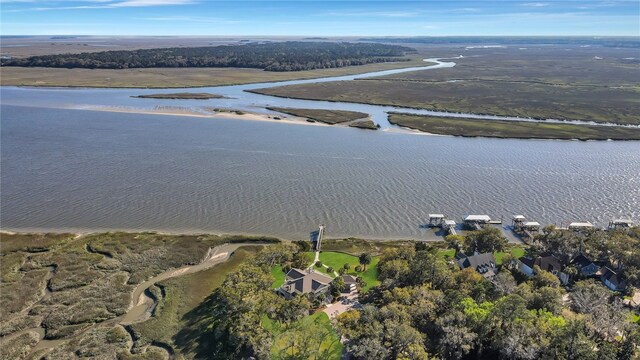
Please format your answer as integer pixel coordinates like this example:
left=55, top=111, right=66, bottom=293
left=310, top=225, right=325, bottom=251
left=608, top=219, right=634, bottom=231
left=522, top=221, right=541, bottom=232
left=512, top=215, right=526, bottom=229
left=568, top=222, right=595, bottom=231
left=463, top=215, right=491, bottom=230
left=444, top=219, right=457, bottom=236
left=427, top=214, right=445, bottom=228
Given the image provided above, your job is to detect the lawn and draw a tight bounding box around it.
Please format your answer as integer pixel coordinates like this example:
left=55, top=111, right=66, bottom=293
left=271, top=265, right=286, bottom=288
left=630, top=312, right=640, bottom=324
left=268, top=312, right=343, bottom=360
left=494, top=247, right=526, bottom=265
left=437, top=246, right=525, bottom=265
left=317, top=251, right=380, bottom=292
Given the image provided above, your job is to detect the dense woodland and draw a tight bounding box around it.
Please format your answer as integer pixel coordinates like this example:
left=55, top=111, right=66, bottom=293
left=1, top=42, right=414, bottom=71
left=207, top=227, right=640, bottom=360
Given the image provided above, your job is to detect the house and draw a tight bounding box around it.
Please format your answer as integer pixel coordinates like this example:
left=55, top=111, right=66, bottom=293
left=518, top=254, right=569, bottom=284
left=278, top=268, right=332, bottom=300
left=518, top=257, right=536, bottom=277
left=571, top=254, right=600, bottom=276
left=600, top=267, right=626, bottom=291
left=341, top=275, right=358, bottom=293
left=456, top=253, right=497, bottom=279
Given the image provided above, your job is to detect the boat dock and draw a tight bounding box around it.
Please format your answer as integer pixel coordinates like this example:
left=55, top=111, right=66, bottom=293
left=422, top=213, right=635, bottom=243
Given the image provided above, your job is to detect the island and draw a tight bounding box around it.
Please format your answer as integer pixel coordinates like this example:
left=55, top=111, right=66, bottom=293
left=132, top=92, right=225, bottom=100
left=388, top=113, right=640, bottom=140
left=267, top=107, right=378, bottom=130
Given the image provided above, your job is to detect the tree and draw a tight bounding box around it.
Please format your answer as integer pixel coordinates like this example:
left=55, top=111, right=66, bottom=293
left=532, top=265, right=561, bottom=289
left=464, top=227, right=508, bottom=254
left=343, top=263, right=351, bottom=271
left=359, top=253, right=372, bottom=271
left=445, top=234, right=465, bottom=253
left=492, top=271, right=517, bottom=297
left=293, top=240, right=311, bottom=252
left=330, top=276, right=346, bottom=299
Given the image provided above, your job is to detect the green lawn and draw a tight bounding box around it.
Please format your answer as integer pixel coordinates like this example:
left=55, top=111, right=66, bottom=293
left=271, top=265, right=286, bottom=288
left=630, top=312, right=640, bottom=324
left=316, top=251, right=380, bottom=292
left=494, top=247, right=526, bottom=265
left=438, top=249, right=456, bottom=259
left=268, top=312, right=343, bottom=360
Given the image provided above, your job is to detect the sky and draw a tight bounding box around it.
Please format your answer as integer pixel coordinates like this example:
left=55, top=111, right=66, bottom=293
left=1, top=0, right=639, bottom=36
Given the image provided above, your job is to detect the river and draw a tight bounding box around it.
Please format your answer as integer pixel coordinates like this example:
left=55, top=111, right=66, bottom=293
left=1, top=59, right=638, bottom=239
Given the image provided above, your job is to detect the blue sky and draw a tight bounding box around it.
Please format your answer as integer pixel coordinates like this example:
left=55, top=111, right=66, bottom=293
left=1, top=0, right=638, bottom=36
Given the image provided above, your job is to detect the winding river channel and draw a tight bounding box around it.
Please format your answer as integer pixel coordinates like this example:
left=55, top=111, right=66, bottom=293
left=1, top=58, right=639, bottom=238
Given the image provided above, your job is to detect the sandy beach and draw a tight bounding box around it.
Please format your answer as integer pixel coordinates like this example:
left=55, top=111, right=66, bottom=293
left=70, top=104, right=338, bottom=127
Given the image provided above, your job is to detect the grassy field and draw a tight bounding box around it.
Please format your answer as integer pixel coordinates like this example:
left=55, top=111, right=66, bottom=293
left=320, top=238, right=415, bottom=256
left=494, top=247, right=526, bottom=265
left=387, top=113, right=640, bottom=140
left=267, top=312, right=343, bottom=360
left=271, top=264, right=286, bottom=288
left=266, top=107, right=369, bottom=124
left=133, top=92, right=224, bottom=99
left=251, top=47, right=640, bottom=126
left=0, top=56, right=425, bottom=88
left=317, top=251, right=380, bottom=291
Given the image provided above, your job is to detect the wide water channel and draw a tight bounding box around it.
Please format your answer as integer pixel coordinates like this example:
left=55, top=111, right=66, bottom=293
left=1, top=59, right=639, bottom=239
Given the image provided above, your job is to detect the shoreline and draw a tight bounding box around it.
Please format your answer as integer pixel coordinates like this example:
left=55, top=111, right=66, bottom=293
left=0, top=228, right=443, bottom=243
left=70, top=104, right=332, bottom=128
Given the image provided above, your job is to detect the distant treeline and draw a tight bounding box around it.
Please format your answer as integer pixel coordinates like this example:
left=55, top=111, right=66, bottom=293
left=358, top=36, right=640, bottom=48
left=1, top=41, right=415, bottom=71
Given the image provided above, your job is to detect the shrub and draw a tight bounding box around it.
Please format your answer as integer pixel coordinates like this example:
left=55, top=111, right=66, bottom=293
left=327, top=267, right=334, bottom=274
left=355, top=265, right=363, bottom=272
left=315, top=261, right=323, bottom=268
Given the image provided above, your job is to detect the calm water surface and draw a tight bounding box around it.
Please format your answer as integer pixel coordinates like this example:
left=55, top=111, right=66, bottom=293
left=2, top=103, right=638, bottom=239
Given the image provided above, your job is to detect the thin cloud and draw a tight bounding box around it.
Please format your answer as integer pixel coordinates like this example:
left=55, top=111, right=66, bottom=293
left=521, top=2, right=550, bottom=7
left=137, top=15, right=243, bottom=23
left=3, top=0, right=196, bottom=11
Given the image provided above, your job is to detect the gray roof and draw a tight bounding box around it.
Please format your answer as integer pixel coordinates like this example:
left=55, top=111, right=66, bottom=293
left=342, top=275, right=358, bottom=285
left=457, top=253, right=496, bottom=277
left=281, top=268, right=332, bottom=295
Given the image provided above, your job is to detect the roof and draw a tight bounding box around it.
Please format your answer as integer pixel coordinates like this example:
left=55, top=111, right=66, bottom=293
left=444, top=220, right=456, bottom=225
left=281, top=268, right=332, bottom=295
left=601, top=267, right=625, bottom=289
left=464, top=215, right=491, bottom=222
left=342, top=275, right=358, bottom=285
left=457, top=253, right=496, bottom=277
left=512, top=215, right=526, bottom=220
left=571, top=254, right=595, bottom=268
left=569, top=222, right=594, bottom=228
left=611, top=219, right=634, bottom=225
left=429, top=214, right=445, bottom=218
left=535, top=255, right=562, bottom=273
left=523, top=221, right=540, bottom=227
left=520, top=257, right=535, bottom=269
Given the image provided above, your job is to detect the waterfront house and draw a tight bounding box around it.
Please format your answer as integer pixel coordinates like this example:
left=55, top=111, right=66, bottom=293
left=278, top=268, right=332, bottom=299
left=518, top=254, right=569, bottom=285
left=571, top=253, right=600, bottom=277
left=600, top=267, right=626, bottom=291
left=456, top=252, right=497, bottom=279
